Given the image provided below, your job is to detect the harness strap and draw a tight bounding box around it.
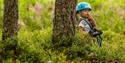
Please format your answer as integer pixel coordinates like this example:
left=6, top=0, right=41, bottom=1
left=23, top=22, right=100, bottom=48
left=79, top=18, right=93, bottom=29
left=96, top=35, right=102, bottom=47
left=79, top=18, right=102, bottom=47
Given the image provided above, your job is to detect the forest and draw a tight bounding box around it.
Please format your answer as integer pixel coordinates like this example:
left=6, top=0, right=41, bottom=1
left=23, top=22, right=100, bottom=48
left=0, top=0, right=125, bottom=63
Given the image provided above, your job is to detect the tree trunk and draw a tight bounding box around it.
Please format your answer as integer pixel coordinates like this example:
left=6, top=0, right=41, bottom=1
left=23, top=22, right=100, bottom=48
left=53, top=0, right=77, bottom=46
left=1, top=0, right=18, bottom=62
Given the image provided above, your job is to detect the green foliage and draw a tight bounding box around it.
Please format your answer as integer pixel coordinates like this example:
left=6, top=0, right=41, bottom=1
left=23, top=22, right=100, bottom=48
left=65, top=35, right=94, bottom=60
left=0, top=0, right=125, bottom=63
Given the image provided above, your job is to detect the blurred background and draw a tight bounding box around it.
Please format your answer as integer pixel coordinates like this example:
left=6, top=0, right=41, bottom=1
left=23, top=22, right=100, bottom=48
left=0, top=0, right=125, bottom=63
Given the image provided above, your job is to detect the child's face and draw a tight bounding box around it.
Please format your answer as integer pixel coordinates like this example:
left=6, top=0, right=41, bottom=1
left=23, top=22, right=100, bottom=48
left=81, top=9, right=90, bottom=18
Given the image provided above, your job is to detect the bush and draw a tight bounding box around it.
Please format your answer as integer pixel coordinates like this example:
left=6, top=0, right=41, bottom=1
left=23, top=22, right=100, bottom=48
left=0, top=0, right=125, bottom=63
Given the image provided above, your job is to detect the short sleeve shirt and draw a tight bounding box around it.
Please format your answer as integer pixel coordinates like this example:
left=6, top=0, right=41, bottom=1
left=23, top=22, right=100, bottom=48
left=79, top=19, right=91, bottom=33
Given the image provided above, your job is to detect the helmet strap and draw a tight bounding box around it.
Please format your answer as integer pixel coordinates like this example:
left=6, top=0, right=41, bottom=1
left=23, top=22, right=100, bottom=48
left=79, top=11, right=83, bottom=17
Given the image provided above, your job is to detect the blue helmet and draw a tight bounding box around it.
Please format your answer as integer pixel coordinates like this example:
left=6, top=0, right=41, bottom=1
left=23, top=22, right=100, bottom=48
left=76, top=2, right=92, bottom=13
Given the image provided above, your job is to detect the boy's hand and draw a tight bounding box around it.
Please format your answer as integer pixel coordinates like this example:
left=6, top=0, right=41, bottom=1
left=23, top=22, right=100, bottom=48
left=86, top=14, right=94, bottom=21
left=86, top=14, right=96, bottom=28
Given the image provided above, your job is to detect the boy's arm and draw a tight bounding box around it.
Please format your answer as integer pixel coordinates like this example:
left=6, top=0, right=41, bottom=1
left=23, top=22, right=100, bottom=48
left=79, top=26, right=88, bottom=35
left=86, top=14, right=96, bottom=28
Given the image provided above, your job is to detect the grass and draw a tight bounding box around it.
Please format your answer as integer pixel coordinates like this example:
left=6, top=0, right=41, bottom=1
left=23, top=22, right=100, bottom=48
left=0, top=0, right=125, bottom=63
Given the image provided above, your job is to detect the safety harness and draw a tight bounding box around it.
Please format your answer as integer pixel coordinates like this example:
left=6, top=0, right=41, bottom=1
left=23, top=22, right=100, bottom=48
left=80, top=18, right=103, bottom=47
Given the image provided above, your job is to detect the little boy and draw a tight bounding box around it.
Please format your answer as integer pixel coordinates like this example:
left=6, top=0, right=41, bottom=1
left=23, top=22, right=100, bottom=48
left=76, top=2, right=102, bottom=46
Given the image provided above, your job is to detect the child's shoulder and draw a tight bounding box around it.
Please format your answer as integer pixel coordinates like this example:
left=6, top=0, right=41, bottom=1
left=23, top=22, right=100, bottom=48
left=79, top=18, right=87, bottom=22
left=79, top=19, right=86, bottom=25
